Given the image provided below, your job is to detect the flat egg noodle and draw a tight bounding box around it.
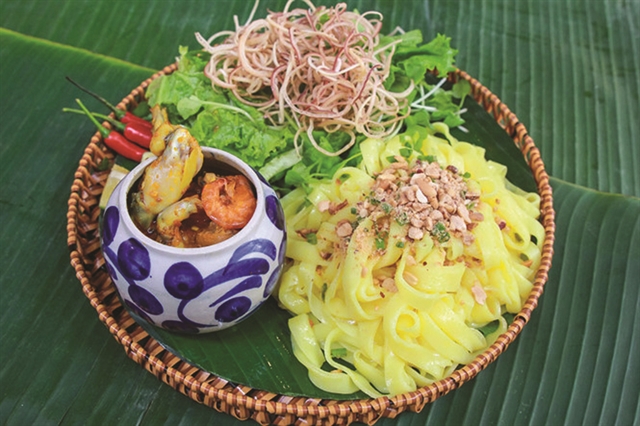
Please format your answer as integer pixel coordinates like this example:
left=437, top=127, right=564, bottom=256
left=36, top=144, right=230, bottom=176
left=276, top=124, right=544, bottom=397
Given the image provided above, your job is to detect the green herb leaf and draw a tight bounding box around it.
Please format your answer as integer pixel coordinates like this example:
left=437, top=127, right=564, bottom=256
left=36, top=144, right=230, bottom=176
left=452, top=79, right=471, bottom=100
left=392, top=33, right=458, bottom=79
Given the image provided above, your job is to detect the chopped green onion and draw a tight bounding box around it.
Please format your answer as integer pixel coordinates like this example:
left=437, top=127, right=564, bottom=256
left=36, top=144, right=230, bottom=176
left=395, top=212, right=409, bottom=226
left=431, top=222, right=450, bottom=243
left=306, top=233, right=318, bottom=245
left=366, top=194, right=380, bottom=205
left=399, top=147, right=412, bottom=158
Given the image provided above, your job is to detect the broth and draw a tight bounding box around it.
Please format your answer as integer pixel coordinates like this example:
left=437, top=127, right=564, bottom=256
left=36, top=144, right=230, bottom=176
left=128, top=154, right=257, bottom=248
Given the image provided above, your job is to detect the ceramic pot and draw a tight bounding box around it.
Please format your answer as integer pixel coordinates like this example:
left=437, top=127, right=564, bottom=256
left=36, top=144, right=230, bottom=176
left=100, top=147, right=286, bottom=333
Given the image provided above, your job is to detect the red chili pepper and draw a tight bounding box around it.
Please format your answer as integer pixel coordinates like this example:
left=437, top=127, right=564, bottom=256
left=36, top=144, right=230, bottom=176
left=75, top=99, right=147, bottom=162
left=92, top=112, right=152, bottom=148
left=64, top=108, right=152, bottom=149
left=121, top=121, right=152, bottom=148
left=121, top=111, right=153, bottom=130
left=66, top=76, right=153, bottom=129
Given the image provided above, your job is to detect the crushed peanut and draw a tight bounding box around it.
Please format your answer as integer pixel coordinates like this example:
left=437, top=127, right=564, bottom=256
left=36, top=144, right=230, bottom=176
left=329, top=199, right=349, bottom=215
left=335, top=219, right=354, bottom=238
left=402, top=271, right=419, bottom=286
left=380, top=277, right=398, bottom=293
left=317, top=200, right=331, bottom=212
left=353, top=158, right=485, bottom=245
left=471, top=281, right=487, bottom=305
left=296, top=228, right=316, bottom=238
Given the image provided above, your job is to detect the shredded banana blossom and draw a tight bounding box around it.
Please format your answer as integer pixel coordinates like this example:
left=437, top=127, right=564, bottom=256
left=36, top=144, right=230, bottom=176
left=195, top=0, right=413, bottom=156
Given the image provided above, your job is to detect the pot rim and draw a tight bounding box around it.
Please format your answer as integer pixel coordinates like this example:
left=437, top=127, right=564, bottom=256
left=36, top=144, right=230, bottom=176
left=113, top=146, right=268, bottom=256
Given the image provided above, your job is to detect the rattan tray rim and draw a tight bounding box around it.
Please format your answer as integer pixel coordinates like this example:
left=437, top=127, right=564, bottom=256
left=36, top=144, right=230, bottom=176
left=66, top=63, right=555, bottom=425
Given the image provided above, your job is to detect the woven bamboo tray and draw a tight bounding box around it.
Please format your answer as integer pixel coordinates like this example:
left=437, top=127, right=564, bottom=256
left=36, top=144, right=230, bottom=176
left=66, top=63, right=555, bottom=425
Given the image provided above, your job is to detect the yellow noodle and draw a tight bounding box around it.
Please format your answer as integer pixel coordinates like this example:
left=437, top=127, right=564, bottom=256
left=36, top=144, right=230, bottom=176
left=278, top=124, right=543, bottom=396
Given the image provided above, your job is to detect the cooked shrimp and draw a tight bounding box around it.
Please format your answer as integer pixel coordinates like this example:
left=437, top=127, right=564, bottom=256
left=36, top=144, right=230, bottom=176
left=201, top=174, right=256, bottom=229
left=156, top=195, right=202, bottom=247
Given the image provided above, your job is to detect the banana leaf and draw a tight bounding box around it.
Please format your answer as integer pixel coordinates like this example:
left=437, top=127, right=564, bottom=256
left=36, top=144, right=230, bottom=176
left=0, top=0, right=638, bottom=425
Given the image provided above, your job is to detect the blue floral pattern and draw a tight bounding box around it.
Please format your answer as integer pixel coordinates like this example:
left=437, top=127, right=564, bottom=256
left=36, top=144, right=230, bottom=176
left=101, top=178, right=286, bottom=334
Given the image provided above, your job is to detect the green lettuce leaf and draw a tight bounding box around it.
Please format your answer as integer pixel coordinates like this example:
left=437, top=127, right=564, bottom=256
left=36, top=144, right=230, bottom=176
left=190, top=108, right=292, bottom=169
left=146, top=27, right=465, bottom=194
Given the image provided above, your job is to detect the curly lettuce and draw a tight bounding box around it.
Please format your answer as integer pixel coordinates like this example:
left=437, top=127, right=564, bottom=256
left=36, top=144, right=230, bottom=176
left=146, top=28, right=468, bottom=195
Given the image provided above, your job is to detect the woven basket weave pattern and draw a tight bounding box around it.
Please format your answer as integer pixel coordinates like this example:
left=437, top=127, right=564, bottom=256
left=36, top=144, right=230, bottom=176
left=66, top=64, right=555, bottom=425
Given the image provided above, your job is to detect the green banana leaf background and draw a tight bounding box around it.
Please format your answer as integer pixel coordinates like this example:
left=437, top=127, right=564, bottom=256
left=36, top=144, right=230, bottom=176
left=0, top=0, right=638, bottom=424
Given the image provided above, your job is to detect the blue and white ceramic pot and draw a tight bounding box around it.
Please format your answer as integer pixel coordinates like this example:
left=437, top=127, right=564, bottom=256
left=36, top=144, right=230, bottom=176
left=100, top=147, right=286, bottom=333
